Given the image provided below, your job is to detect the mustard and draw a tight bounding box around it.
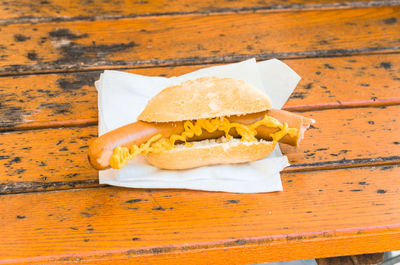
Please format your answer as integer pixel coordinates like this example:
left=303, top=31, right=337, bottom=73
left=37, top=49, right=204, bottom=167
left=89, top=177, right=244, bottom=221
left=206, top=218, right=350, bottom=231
left=109, top=114, right=298, bottom=169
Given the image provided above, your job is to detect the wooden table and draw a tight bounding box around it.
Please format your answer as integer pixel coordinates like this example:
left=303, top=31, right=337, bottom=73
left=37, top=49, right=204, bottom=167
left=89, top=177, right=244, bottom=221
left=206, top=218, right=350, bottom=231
left=1, top=0, right=400, bottom=264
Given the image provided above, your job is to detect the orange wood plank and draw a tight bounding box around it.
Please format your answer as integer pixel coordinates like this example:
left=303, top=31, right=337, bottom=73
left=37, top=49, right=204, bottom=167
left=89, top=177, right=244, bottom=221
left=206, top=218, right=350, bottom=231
left=1, top=165, right=399, bottom=263
left=1, top=53, right=400, bottom=130
left=0, top=7, right=399, bottom=74
left=1, top=106, right=399, bottom=193
left=0, top=0, right=383, bottom=23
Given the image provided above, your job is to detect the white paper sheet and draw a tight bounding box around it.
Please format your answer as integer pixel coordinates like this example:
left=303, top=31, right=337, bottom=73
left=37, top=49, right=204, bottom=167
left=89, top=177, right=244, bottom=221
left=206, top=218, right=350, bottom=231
left=96, top=58, right=301, bottom=193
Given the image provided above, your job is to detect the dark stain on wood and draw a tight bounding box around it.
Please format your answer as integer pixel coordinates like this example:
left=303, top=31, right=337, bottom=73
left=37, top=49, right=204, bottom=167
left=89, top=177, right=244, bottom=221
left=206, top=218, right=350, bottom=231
left=0, top=179, right=99, bottom=194
left=304, top=83, right=313, bottom=90
left=376, top=189, right=387, bottom=194
left=40, top=103, right=72, bottom=115
left=381, top=165, right=394, bottom=170
left=224, top=200, right=240, bottom=204
left=233, top=239, right=246, bottom=245
left=16, top=215, right=26, bottom=219
left=81, top=212, right=96, bottom=217
left=287, top=235, right=304, bottom=241
left=358, top=182, right=368, bottom=185
left=125, top=199, right=142, bottom=203
left=132, top=237, right=140, bottom=241
left=393, top=141, right=400, bottom=145
left=152, top=206, right=166, bottom=211
left=324, top=63, right=335, bottom=69
left=289, top=91, right=306, bottom=99
left=382, top=17, right=397, bottom=24
left=380, top=62, right=392, bottom=69
left=49, top=28, right=89, bottom=40
left=57, top=72, right=99, bottom=92
left=14, top=34, right=31, bottom=42
left=0, top=105, right=32, bottom=129
left=27, top=51, right=39, bottom=61
left=7, top=156, right=21, bottom=165
left=368, top=121, right=375, bottom=125
left=2, top=40, right=138, bottom=74
left=315, top=148, right=328, bottom=151
left=16, top=168, right=26, bottom=174
left=350, top=189, right=362, bottom=192
left=65, top=173, right=79, bottom=178
left=54, top=41, right=138, bottom=67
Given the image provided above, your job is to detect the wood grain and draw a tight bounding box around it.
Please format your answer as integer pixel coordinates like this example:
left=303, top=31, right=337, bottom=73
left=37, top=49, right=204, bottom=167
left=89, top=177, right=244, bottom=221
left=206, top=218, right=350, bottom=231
left=0, top=0, right=391, bottom=24
left=1, top=106, right=399, bottom=193
left=1, top=53, right=400, bottom=131
left=1, top=165, right=399, bottom=264
left=0, top=7, right=399, bottom=75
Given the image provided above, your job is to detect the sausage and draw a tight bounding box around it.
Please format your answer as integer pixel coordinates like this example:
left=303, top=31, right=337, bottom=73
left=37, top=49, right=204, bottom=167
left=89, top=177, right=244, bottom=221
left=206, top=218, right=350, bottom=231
left=88, top=109, right=314, bottom=170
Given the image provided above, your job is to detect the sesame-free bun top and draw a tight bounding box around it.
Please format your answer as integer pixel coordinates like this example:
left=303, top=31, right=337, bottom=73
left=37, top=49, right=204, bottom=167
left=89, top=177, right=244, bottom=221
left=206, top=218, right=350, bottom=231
left=138, top=77, right=272, bottom=122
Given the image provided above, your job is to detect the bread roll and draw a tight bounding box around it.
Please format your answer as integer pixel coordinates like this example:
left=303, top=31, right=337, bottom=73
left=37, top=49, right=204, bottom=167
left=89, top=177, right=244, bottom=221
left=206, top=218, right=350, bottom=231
left=138, top=77, right=272, bottom=122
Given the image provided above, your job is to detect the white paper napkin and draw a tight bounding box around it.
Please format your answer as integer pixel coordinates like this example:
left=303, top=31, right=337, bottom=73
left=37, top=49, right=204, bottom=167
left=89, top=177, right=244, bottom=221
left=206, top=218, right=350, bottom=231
left=96, top=58, right=301, bottom=193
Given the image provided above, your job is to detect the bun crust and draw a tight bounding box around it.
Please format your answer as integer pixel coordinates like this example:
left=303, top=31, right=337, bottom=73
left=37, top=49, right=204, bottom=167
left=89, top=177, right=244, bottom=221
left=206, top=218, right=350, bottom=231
left=146, top=139, right=276, bottom=170
left=138, top=77, right=272, bottom=122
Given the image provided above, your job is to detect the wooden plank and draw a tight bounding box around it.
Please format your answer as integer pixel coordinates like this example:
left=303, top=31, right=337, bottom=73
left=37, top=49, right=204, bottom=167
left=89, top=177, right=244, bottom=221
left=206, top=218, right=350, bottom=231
left=0, top=0, right=391, bottom=24
left=1, top=53, right=400, bottom=131
left=1, top=106, right=399, bottom=193
left=1, top=165, right=399, bottom=264
left=0, top=7, right=399, bottom=75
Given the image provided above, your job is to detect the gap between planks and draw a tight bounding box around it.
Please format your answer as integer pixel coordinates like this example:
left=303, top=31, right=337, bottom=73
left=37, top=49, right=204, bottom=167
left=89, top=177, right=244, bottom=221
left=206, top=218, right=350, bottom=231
left=1, top=0, right=400, bottom=26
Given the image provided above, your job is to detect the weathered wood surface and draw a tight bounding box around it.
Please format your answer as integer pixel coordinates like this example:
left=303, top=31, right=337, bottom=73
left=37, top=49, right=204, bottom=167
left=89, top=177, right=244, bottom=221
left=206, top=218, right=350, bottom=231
left=1, top=0, right=400, bottom=263
left=1, top=0, right=394, bottom=25
left=1, top=165, right=399, bottom=264
left=1, top=106, right=399, bottom=194
left=1, top=53, right=400, bottom=131
left=0, top=7, right=399, bottom=75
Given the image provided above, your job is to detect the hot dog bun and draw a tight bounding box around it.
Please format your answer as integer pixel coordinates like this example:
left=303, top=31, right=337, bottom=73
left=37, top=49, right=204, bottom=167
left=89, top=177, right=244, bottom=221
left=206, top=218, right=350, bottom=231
left=138, top=77, right=272, bottom=122
left=147, top=138, right=276, bottom=170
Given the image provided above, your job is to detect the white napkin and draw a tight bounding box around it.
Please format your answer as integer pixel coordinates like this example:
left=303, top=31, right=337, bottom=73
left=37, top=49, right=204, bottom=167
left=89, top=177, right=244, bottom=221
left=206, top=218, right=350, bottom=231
left=96, top=58, right=301, bottom=193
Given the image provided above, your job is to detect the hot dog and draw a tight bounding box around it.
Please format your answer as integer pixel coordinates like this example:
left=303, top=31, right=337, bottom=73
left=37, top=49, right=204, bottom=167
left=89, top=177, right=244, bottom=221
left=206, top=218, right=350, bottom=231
left=88, top=77, right=314, bottom=170
left=88, top=109, right=313, bottom=170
